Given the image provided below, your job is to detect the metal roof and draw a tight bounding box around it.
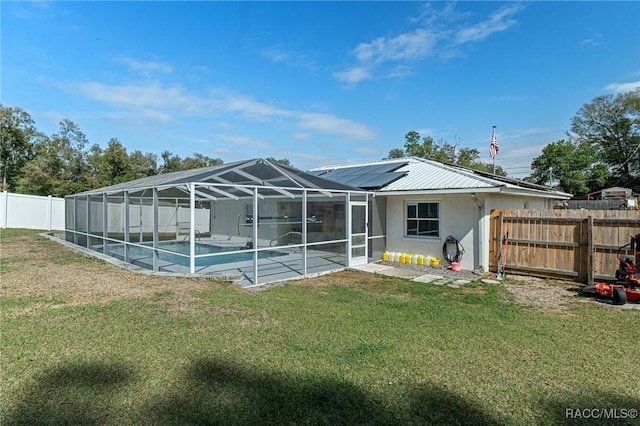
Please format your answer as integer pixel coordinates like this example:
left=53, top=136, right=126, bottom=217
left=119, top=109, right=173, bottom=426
left=73, top=158, right=363, bottom=197
left=310, top=157, right=572, bottom=198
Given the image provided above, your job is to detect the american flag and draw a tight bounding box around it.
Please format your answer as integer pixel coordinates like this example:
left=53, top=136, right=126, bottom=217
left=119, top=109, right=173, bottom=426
left=489, top=127, right=499, bottom=159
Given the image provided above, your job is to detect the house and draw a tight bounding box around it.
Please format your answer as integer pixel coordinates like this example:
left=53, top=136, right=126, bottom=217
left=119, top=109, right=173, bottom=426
left=587, top=187, right=633, bottom=200
left=61, top=156, right=571, bottom=287
left=310, top=157, right=572, bottom=272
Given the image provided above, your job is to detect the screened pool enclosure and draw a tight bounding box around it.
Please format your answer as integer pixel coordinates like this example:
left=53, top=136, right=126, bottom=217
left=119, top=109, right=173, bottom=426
left=64, top=159, right=382, bottom=286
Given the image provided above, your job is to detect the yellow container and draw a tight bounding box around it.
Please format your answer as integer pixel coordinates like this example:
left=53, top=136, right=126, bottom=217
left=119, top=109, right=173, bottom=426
left=383, top=251, right=390, bottom=262
left=417, top=255, right=425, bottom=265
left=399, top=253, right=407, bottom=264
left=430, top=257, right=440, bottom=267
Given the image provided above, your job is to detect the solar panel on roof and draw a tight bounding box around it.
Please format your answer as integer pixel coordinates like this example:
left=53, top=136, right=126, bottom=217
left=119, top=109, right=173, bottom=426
left=357, top=171, right=406, bottom=189
left=314, top=162, right=408, bottom=189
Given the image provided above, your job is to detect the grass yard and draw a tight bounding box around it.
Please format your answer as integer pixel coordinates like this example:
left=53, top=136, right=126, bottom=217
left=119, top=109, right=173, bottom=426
left=1, top=230, right=639, bottom=425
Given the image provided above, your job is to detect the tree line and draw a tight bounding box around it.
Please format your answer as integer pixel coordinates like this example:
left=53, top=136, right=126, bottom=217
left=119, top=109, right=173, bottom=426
left=0, top=106, right=288, bottom=197
left=2, top=89, right=638, bottom=198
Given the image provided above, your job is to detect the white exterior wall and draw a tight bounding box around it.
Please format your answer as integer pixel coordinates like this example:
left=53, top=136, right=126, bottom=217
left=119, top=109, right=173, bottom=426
left=90, top=203, right=209, bottom=234
left=385, top=193, right=481, bottom=271
left=384, top=192, right=561, bottom=272
left=484, top=193, right=552, bottom=211
left=212, top=196, right=304, bottom=244
left=0, top=192, right=65, bottom=231
left=213, top=198, right=252, bottom=239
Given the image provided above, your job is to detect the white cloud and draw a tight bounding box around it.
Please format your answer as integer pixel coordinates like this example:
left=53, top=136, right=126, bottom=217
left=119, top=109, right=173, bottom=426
left=454, top=4, right=523, bottom=44
left=353, top=28, right=439, bottom=64
left=61, top=79, right=375, bottom=140
left=215, top=121, right=236, bottom=130
left=605, top=81, right=640, bottom=93
left=335, top=3, right=524, bottom=86
left=296, top=112, right=376, bottom=140
left=581, top=33, right=602, bottom=46
left=333, top=67, right=372, bottom=84
left=63, top=80, right=204, bottom=111
left=292, top=133, right=310, bottom=141
left=260, top=47, right=316, bottom=71
left=221, top=94, right=290, bottom=120
left=119, top=57, right=173, bottom=74
left=382, top=65, right=414, bottom=79
left=141, top=109, right=175, bottom=124
left=416, top=128, right=436, bottom=136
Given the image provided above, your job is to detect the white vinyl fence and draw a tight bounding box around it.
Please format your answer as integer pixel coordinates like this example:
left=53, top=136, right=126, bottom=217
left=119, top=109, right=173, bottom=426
left=0, top=191, right=65, bottom=231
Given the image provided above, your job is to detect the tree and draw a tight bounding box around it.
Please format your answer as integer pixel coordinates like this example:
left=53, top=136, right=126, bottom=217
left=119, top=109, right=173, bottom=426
left=384, top=148, right=405, bottom=159
left=527, top=139, right=606, bottom=195
left=265, top=157, right=291, bottom=166
left=97, top=138, right=131, bottom=186
left=159, top=151, right=184, bottom=174
left=16, top=120, right=94, bottom=196
left=159, top=151, right=223, bottom=174
left=455, top=147, right=479, bottom=169
left=182, top=153, right=224, bottom=170
left=404, top=132, right=436, bottom=158
left=570, top=89, right=640, bottom=191
left=128, top=150, right=158, bottom=179
left=429, top=140, right=456, bottom=164
left=0, top=105, right=39, bottom=191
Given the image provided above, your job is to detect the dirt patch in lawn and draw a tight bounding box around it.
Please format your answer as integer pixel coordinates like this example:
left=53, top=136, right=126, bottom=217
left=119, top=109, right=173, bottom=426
left=502, top=275, right=582, bottom=310
left=0, top=234, right=223, bottom=314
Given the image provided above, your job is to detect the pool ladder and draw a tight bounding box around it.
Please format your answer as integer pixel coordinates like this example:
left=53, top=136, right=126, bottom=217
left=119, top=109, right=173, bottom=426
left=270, top=231, right=302, bottom=247
left=183, top=230, right=201, bottom=242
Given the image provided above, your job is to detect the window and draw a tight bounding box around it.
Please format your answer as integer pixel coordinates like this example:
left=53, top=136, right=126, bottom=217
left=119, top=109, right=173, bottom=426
left=406, top=202, right=439, bottom=237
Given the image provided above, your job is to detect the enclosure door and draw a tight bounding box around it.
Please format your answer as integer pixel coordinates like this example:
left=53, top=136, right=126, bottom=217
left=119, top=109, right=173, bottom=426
left=349, top=202, right=368, bottom=266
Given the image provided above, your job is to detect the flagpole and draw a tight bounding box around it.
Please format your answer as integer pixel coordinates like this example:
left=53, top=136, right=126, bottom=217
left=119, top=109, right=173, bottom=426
left=492, top=125, right=496, bottom=174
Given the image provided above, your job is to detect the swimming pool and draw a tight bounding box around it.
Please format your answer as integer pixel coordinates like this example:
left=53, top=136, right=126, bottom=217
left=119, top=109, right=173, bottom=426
left=108, top=242, right=287, bottom=267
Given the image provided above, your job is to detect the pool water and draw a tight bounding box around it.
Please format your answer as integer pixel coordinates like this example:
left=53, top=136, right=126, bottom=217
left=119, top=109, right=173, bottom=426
left=109, top=242, right=286, bottom=267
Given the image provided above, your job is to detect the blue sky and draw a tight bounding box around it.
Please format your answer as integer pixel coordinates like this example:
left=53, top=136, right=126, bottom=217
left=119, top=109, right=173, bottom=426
left=2, top=1, right=639, bottom=178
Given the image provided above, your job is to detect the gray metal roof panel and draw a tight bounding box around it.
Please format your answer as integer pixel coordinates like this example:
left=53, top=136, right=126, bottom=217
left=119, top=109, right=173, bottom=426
left=380, top=160, right=496, bottom=191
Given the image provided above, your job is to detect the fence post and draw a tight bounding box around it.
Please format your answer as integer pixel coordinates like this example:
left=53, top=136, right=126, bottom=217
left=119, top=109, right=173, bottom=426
left=587, top=216, right=594, bottom=286
left=1, top=191, right=7, bottom=229
left=496, top=211, right=504, bottom=273
left=47, top=195, right=53, bottom=231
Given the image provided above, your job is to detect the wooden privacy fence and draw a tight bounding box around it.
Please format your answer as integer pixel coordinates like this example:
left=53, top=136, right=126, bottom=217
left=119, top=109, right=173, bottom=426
left=489, top=209, right=640, bottom=284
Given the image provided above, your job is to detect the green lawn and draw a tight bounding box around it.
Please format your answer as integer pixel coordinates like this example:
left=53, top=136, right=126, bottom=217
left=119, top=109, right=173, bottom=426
left=1, top=230, right=638, bottom=425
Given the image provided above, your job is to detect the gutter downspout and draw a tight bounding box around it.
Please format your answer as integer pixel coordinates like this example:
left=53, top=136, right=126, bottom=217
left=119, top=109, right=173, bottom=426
left=470, top=193, right=485, bottom=272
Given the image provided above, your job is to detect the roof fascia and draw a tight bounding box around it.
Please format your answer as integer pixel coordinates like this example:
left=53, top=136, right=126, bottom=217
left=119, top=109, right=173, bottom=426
left=376, top=187, right=503, bottom=196
left=500, top=187, right=572, bottom=200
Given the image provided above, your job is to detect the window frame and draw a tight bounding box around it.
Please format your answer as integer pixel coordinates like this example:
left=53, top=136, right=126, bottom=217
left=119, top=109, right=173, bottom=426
left=405, top=201, right=440, bottom=238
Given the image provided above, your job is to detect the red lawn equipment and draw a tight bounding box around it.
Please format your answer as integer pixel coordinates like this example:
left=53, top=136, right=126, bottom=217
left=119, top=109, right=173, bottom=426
left=582, top=233, right=640, bottom=305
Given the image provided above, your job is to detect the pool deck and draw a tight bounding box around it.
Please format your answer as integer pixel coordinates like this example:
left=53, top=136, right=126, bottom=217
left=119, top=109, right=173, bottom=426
left=43, top=233, right=349, bottom=287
